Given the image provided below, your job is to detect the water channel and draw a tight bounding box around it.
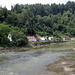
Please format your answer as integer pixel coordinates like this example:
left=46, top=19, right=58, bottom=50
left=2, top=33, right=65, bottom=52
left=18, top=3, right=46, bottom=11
left=0, top=43, right=75, bottom=75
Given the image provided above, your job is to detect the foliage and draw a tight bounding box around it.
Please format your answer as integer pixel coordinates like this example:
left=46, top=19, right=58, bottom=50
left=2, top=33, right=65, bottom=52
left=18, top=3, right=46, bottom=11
left=0, top=24, right=11, bottom=46
left=0, top=23, right=28, bottom=46
left=16, top=38, right=28, bottom=46
left=0, top=1, right=75, bottom=47
left=10, top=30, right=28, bottom=46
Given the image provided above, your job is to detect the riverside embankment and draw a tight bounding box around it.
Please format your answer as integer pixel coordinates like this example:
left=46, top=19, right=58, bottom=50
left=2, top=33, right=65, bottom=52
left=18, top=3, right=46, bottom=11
left=0, top=41, right=74, bottom=52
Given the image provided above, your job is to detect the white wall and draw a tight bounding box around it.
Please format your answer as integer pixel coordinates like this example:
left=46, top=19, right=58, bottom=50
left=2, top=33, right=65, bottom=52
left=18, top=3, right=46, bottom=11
left=48, top=37, right=53, bottom=40
left=28, top=38, right=37, bottom=42
left=40, top=37, right=47, bottom=41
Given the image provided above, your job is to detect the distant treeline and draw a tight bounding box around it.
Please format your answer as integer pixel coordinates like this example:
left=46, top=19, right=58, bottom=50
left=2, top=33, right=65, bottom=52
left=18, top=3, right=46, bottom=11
left=0, top=1, right=75, bottom=46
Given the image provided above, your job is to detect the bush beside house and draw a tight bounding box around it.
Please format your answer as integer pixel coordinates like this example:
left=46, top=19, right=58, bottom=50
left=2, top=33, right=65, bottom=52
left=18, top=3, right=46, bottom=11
left=9, top=30, right=28, bottom=46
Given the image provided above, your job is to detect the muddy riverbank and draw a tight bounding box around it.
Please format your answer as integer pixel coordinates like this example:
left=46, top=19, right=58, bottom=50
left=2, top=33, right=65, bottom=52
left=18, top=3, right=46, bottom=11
left=37, top=53, right=75, bottom=75
left=36, top=44, right=75, bottom=75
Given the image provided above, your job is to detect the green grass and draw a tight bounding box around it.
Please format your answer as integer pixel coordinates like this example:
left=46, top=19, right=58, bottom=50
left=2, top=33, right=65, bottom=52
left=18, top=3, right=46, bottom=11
left=68, top=40, right=75, bottom=42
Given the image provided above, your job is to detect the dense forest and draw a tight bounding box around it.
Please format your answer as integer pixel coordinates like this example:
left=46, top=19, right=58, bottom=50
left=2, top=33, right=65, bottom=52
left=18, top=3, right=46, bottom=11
left=0, top=1, right=75, bottom=46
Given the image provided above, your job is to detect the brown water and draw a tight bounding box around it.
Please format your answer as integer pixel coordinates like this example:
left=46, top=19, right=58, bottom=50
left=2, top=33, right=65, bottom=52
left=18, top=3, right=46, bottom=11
left=0, top=43, right=75, bottom=75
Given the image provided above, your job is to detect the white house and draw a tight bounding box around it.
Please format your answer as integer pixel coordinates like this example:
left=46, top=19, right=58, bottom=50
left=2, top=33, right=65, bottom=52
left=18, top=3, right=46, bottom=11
left=8, top=34, right=12, bottom=41
left=39, top=36, right=47, bottom=41
left=27, top=36, right=37, bottom=42
left=48, top=37, right=54, bottom=40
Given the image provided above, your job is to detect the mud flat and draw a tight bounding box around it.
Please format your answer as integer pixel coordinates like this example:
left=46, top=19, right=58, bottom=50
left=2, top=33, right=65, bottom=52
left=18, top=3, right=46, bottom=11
left=37, top=49, right=75, bottom=75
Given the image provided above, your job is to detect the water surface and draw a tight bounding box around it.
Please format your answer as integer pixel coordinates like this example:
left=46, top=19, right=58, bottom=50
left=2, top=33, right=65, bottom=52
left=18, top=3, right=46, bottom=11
left=0, top=43, right=74, bottom=75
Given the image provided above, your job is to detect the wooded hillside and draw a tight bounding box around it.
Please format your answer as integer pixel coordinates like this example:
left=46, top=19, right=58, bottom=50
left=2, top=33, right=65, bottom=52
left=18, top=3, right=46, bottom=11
left=0, top=1, right=75, bottom=46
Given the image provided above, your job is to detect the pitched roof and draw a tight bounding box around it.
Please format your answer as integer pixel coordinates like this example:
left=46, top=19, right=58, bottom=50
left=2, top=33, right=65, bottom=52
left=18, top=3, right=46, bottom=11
left=27, top=36, right=36, bottom=39
left=63, top=35, right=70, bottom=38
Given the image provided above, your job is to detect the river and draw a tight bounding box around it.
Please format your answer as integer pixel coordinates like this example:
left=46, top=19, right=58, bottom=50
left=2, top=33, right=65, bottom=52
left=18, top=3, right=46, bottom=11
left=0, top=43, right=75, bottom=75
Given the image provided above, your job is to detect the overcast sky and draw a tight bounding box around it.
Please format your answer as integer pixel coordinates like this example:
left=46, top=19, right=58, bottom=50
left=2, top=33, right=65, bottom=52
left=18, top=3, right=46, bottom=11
left=0, top=0, right=75, bottom=10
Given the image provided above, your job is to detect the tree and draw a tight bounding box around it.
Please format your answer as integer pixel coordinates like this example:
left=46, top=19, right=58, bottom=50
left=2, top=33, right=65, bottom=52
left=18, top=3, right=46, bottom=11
left=0, top=1, right=75, bottom=40
left=0, top=24, right=11, bottom=46
left=10, top=30, right=28, bottom=46
left=6, top=12, right=18, bottom=26
left=0, top=8, right=4, bottom=22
